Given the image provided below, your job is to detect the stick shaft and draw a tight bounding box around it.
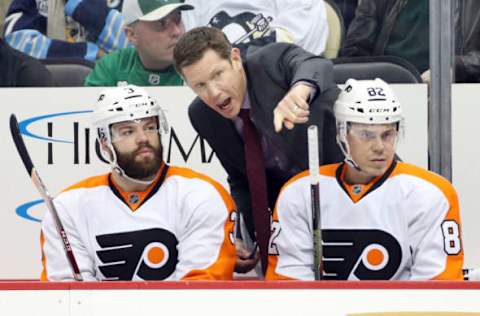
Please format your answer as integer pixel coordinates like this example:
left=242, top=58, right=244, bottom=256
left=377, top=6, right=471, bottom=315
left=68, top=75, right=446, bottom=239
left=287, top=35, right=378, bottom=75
left=308, top=125, right=323, bottom=280
left=10, top=114, right=83, bottom=281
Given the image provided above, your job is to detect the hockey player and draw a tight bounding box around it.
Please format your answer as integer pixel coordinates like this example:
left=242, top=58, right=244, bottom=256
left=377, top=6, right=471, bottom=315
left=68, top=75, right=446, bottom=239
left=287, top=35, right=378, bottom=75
left=40, top=85, right=236, bottom=281
left=266, top=78, right=464, bottom=280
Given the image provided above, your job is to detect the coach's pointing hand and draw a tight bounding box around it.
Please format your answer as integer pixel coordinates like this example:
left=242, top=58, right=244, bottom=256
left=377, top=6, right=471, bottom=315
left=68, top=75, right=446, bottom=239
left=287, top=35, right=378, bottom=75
left=273, top=83, right=313, bottom=132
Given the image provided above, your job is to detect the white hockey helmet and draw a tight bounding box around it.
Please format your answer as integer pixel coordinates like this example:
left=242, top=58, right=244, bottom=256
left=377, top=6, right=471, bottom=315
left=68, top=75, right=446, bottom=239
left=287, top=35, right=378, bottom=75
left=93, top=85, right=168, bottom=142
left=92, top=85, right=169, bottom=182
left=334, top=78, right=404, bottom=168
left=334, top=78, right=403, bottom=125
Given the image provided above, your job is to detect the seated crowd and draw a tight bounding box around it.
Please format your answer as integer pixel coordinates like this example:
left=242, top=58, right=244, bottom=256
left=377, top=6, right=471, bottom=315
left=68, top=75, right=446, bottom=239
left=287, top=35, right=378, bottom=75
left=2, top=0, right=479, bottom=86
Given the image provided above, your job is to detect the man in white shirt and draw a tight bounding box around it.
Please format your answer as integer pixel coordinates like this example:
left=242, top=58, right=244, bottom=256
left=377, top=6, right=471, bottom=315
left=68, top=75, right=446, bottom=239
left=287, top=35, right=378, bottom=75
left=182, top=0, right=328, bottom=55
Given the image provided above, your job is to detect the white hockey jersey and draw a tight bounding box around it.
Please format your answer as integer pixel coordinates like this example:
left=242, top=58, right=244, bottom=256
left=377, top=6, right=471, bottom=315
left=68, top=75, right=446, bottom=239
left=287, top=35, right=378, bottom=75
left=182, top=0, right=328, bottom=55
left=41, top=164, right=237, bottom=281
left=266, top=161, right=464, bottom=281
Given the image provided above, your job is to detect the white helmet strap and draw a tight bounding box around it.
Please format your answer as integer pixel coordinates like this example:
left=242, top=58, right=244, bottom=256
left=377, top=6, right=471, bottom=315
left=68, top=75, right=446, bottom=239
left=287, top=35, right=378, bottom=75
left=336, top=133, right=362, bottom=171
left=100, top=136, right=157, bottom=186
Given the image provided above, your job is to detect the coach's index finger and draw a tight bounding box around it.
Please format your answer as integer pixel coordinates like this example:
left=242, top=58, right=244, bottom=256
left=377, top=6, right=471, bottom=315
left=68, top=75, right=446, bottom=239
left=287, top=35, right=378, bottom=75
left=274, top=111, right=295, bottom=132
left=274, top=109, right=285, bottom=132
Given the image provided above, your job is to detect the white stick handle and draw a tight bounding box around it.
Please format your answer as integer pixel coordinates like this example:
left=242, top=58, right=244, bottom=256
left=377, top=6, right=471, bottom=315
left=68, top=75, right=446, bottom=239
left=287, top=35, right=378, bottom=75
left=308, top=125, right=320, bottom=185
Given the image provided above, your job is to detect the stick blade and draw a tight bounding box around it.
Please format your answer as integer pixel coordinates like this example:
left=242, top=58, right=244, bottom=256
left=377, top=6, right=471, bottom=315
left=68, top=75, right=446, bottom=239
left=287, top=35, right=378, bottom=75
left=10, top=114, right=34, bottom=175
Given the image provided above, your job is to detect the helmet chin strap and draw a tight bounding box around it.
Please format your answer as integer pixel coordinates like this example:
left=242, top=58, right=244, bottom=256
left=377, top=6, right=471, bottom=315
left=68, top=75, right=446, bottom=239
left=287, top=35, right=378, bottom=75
left=344, top=156, right=362, bottom=172
left=106, top=143, right=156, bottom=186
left=112, top=165, right=156, bottom=186
left=337, top=135, right=362, bottom=172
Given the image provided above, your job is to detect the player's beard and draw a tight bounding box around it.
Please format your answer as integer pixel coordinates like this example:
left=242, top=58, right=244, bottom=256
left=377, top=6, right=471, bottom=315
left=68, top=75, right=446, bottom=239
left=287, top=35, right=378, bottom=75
left=115, top=142, right=163, bottom=180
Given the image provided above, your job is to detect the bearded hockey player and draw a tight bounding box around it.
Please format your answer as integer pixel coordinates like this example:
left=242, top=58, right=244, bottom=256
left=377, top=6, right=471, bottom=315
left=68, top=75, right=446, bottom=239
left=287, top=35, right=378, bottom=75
left=41, top=85, right=236, bottom=281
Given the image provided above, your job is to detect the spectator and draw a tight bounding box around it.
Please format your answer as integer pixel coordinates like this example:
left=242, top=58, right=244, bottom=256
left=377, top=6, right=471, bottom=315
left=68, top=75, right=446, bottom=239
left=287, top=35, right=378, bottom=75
left=85, top=0, right=193, bottom=86
left=340, top=0, right=480, bottom=83
left=266, top=78, right=464, bottom=280
left=174, top=27, right=343, bottom=276
left=2, top=0, right=129, bottom=62
left=0, top=37, right=53, bottom=86
left=41, top=85, right=236, bottom=281
left=330, top=0, right=359, bottom=31
left=182, top=0, right=328, bottom=55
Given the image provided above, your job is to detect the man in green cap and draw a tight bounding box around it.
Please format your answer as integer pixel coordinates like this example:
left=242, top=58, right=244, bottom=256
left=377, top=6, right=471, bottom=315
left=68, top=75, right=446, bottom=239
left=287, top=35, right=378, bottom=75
left=85, top=0, right=193, bottom=86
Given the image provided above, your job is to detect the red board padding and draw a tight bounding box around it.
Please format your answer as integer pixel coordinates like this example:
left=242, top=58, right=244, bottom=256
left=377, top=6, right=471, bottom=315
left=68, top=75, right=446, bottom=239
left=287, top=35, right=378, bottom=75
left=0, top=281, right=479, bottom=291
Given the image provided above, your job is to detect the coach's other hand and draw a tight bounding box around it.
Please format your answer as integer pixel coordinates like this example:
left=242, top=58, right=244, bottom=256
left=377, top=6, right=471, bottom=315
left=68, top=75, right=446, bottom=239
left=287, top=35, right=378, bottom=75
left=234, top=240, right=260, bottom=274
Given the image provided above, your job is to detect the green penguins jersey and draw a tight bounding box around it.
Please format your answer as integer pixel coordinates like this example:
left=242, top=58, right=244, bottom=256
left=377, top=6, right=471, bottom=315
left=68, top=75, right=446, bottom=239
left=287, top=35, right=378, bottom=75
left=84, top=47, right=183, bottom=86
left=266, top=160, right=464, bottom=281
left=41, top=164, right=236, bottom=281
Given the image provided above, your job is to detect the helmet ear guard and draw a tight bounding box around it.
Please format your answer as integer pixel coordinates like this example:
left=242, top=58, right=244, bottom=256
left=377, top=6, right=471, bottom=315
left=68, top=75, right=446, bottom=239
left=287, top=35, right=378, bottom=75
left=157, top=105, right=169, bottom=135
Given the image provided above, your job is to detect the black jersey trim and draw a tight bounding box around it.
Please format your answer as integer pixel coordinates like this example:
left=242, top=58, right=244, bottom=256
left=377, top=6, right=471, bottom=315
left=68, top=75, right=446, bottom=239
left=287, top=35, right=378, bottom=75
left=108, top=163, right=170, bottom=209
left=335, top=160, right=398, bottom=202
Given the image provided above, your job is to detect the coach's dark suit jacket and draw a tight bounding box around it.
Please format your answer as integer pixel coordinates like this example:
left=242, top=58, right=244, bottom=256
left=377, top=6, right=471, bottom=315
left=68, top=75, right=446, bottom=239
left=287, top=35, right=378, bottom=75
left=188, top=43, right=343, bottom=240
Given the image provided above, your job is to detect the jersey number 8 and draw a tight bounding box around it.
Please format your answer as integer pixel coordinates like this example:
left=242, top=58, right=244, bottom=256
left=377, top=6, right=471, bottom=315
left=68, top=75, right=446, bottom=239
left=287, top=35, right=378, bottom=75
left=441, top=220, right=462, bottom=255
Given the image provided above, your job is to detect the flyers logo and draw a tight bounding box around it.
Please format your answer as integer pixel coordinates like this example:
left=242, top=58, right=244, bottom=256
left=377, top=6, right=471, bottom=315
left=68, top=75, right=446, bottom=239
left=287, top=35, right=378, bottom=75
left=322, top=229, right=402, bottom=280
left=96, top=228, right=178, bottom=280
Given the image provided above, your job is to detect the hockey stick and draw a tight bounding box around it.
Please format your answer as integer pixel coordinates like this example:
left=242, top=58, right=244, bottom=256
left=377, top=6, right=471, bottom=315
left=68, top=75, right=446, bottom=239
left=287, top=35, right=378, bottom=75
left=308, top=125, right=323, bottom=280
left=10, top=114, right=83, bottom=281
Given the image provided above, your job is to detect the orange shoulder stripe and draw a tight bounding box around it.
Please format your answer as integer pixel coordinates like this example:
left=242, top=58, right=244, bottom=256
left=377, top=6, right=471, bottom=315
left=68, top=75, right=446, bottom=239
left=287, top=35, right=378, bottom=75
left=320, top=163, right=341, bottom=177
left=62, top=173, right=110, bottom=193
left=276, top=163, right=340, bottom=201
left=391, top=162, right=458, bottom=203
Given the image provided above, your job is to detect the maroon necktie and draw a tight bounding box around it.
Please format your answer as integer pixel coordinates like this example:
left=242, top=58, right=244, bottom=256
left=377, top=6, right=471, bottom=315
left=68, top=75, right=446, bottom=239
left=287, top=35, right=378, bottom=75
left=238, top=109, right=270, bottom=274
